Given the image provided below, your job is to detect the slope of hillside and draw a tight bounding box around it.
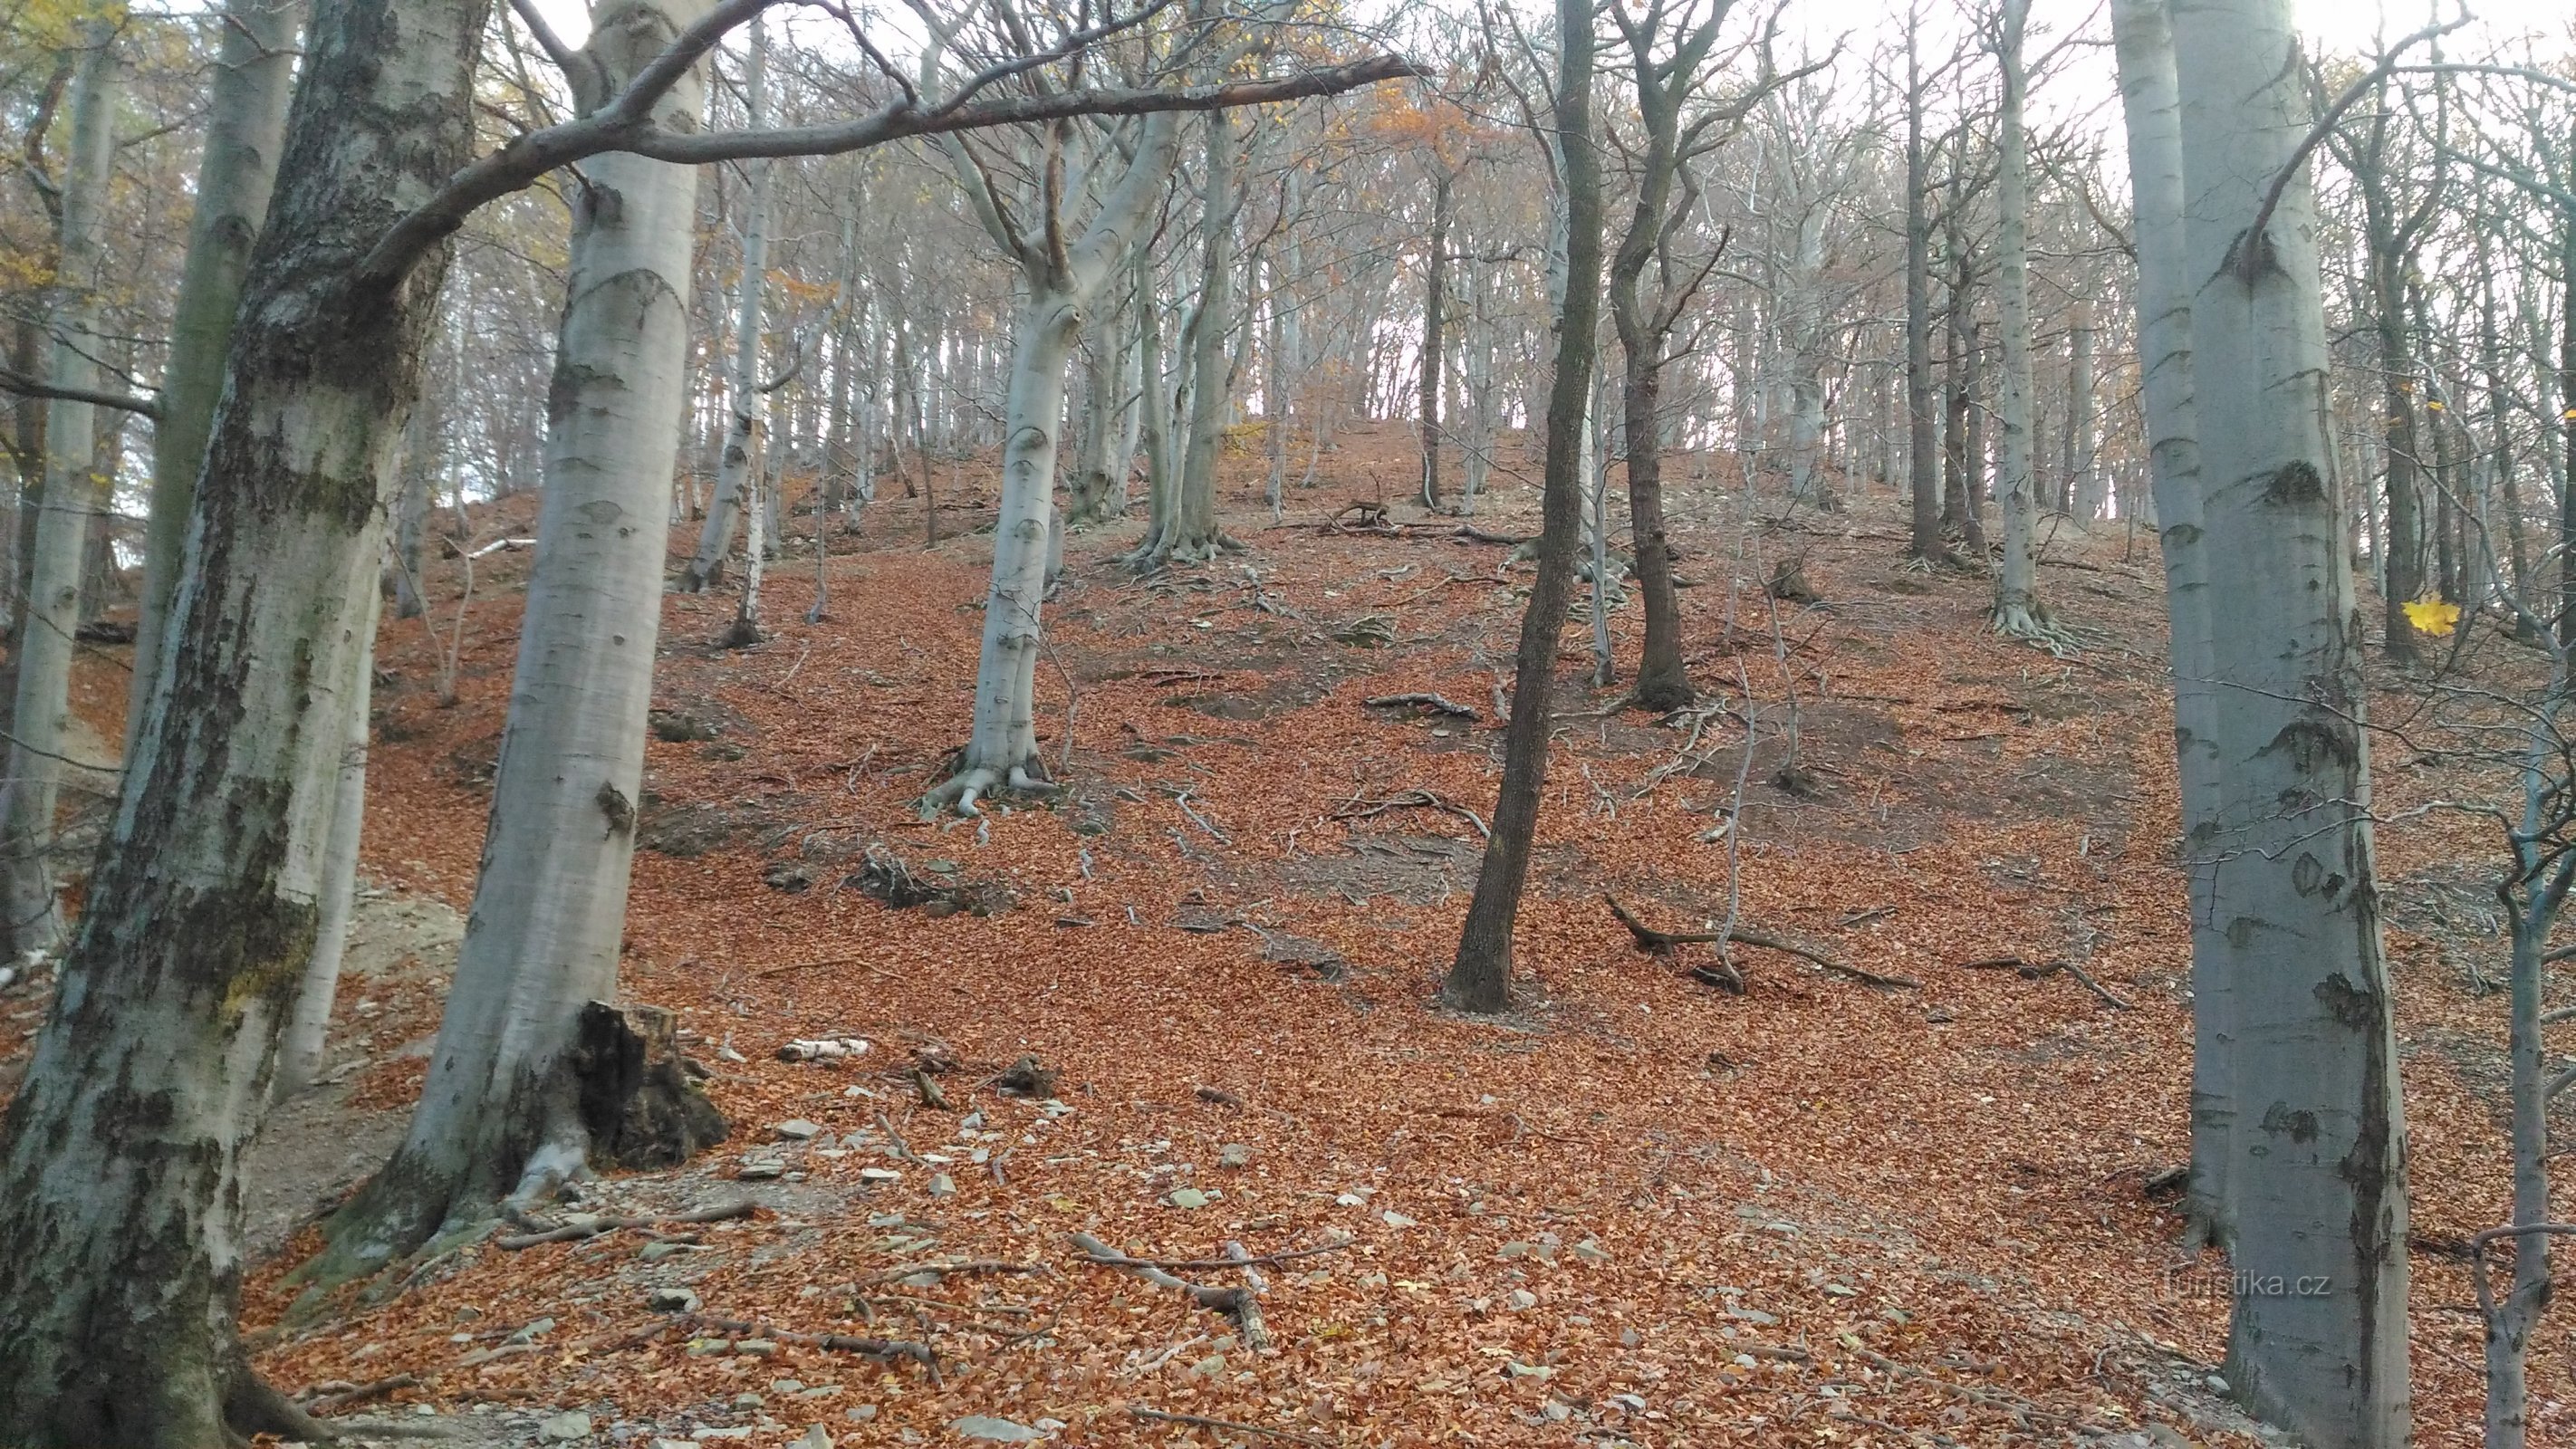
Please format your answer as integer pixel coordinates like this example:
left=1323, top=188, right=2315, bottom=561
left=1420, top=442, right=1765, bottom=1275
left=2, top=427, right=2548, bottom=1446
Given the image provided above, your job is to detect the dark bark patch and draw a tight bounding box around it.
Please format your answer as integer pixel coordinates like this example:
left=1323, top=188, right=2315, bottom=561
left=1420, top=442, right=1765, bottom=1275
left=2261, top=459, right=2327, bottom=507
left=2257, top=1101, right=2322, bottom=1144
left=570, top=1001, right=727, bottom=1171
left=2258, top=717, right=2359, bottom=776
left=2313, top=971, right=2385, bottom=1032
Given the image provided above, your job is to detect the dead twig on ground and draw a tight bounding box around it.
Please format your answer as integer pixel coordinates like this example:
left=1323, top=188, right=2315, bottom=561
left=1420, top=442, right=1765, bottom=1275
left=1956, top=955, right=2130, bottom=1010
left=302, top=1375, right=419, bottom=1414
left=686, top=1313, right=938, bottom=1381
left=1127, top=1405, right=1335, bottom=1446
left=1607, top=896, right=1920, bottom=990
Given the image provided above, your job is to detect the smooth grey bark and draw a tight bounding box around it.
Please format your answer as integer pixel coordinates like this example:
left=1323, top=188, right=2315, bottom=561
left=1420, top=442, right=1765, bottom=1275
left=677, top=17, right=771, bottom=594
left=2110, top=0, right=2230, bottom=1250
left=1418, top=165, right=1452, bottom=510
left=930, top=101, right=1185, bottom=809
left=1135, top=108, right=1242, bottom=568
left=331, top=0, right=714, bottom=1262
left=270, top=580, right=380, bottom=1107
left=1903, top=13, right=1946, bottom=563
left=1988, top=0, right=2048, bottom=639
left=2172, top=1, right=2411, bottom=1443
left=131, top=0, right=306, bottom=734
left=2065, top=298, right=2099, bottom=521
left=0, top=0, right=489, bottom=1436
left=0, top=28, right=118, bottom=963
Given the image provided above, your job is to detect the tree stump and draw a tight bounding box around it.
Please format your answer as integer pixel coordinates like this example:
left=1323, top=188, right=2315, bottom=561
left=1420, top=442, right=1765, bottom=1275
left=570, top=1002, right=728, bottom=1170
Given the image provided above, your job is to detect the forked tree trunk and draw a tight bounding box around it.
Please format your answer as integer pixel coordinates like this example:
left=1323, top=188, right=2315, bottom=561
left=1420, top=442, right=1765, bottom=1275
left=1783, top=206, right=1833, bottom=511
left=322, top=0, right=717, bottom=1267
left=0, top=0, right=490, bottom=1439
left=678, top=18, right=771, bottom=593
left=1989, top=0, right=2047, bottom=638
left=2110, top=0, right=2231, bottom=1249
left=131, top=0, right=306, bottom=732
left=932, top=103, right=1184, bottom=809
left=0, top=30, right=118, bottom=962
left=1137, top=109, right=1240, bottom=568
left=1445, top=0, right=1599, bottom=1013
left=2172, top=2, right=2411, bottom=1443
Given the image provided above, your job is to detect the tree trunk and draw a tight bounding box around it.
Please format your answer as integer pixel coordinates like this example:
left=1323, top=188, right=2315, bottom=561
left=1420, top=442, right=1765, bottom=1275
left=1990, top=0, right=2047, bottom=638
left=2066, top=299, right=2099, bottom=522
left=270, top=581, right=380, bottom=1106
left=1904, top=18, right=1946, bottom=563
left=2111, top=0, right=2232, bottom=1249
left=677, top=19, right=771, bottom=593
left=0, top=29, right=119, bottom=961
left=322, top=0, right=717, bottom=1266
left=1137, top=110, right=1239, bottom=568
left=1419, top=167, right=1451, bottom=511
left=2172, top=2, right=2411, bottom=1443
left=1444, top=0, right=1598, bottom=1013
left=1784, top=206, right=1834, bottom=511
left=131, top=0, right=306, bottom=732
left=0, top=0, right=490, bottom=1437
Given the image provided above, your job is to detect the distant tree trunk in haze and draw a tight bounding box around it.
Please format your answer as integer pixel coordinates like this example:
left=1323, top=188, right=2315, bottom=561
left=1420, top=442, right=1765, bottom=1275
left=2111, top=0, right=2231, bottom=1250
left=1446, top=0, right=1599, bottom=1013
left=1904, top=14, right=1946, bottom=563
left=0, top=29, right=118, bottom=963
left=2065, top=299, right=2098, bottom=521
left=131, top=0, right=306, bottom=736
left=271, top=582, right=381, bottom=1106
left=1988, top=0, right=2047, bottom=639
left=1419, top=165, right=1451, bottom=511
left=1138, top=109, right=1241, bottom=568
left=678, top=20, right=772, bottom=593
left=2172, top=1, right=2411, bottom=1442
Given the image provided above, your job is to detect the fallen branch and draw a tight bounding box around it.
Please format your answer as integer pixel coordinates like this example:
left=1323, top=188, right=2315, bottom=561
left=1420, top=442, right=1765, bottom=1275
left=1071, top=1233, right=1271, bottom=1351
left=1956, top=955, right=2130, bottom=1010
left=1606, top=896, right=1918, bottom=990
left=1091, top=1240, right=1351, bottom=1272
left=1362, top=692, right=1478, bottom=720
left=687, top=1313, right=938, bottom=1381
left=1128, top=1405, right=1334, bottom=1446
left=495, top=1200, right=757, bottom=1250
left=303, top=1375, right=419, bottom=1414
left=1452, top=524, right=1533, bottom=547
left=853, top=1259, right=1043, bottom=1289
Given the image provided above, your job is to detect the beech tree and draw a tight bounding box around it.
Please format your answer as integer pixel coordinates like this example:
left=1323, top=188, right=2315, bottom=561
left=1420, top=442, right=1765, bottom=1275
left=2168, top=0, right=2410, bottom=1441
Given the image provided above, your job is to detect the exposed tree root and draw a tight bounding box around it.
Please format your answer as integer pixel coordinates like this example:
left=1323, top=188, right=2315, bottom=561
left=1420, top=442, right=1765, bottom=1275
left=920, top=761, right=1061, bottom=817
left=1071, top=1233, right=1272, bottom=1350
left=1989, top=595, right=2083, bottom=657
left=226, top=1348, right=337, bottom=1446
left=1956, top=954, right=2130, bottom=1010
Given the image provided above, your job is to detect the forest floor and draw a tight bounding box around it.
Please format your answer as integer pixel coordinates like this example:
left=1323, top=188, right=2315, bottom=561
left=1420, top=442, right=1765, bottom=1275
left=3, top=425, right=2565, bottom=1449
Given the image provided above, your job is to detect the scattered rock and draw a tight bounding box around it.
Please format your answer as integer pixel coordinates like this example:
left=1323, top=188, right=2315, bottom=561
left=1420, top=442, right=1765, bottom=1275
left=1216, top=1143, right=1253, bottom=1169
left=928, top=1174, right=956, bottom=1198
left=646, top=1288, right=700, bottom=1313
left=537, top=1411, right=592, bottom=1442
left=843, top=1406, right=879, bottom=1425
left=948, top=1414, right=1044, bottom=1443
left=736, top=1161, right=784, bottom=1182
left=792, top=1428, right=833, bottom=1449
left=1163, top=1187, right=1214, bottom=1210
left=1381, top=1210, right=1418, bottom=1229
left=774, top=1119, right=823, bottom=1141
left=762, top=861, right=813, bottom=894
left=1504, top=1289, right=1538, bottom=1311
